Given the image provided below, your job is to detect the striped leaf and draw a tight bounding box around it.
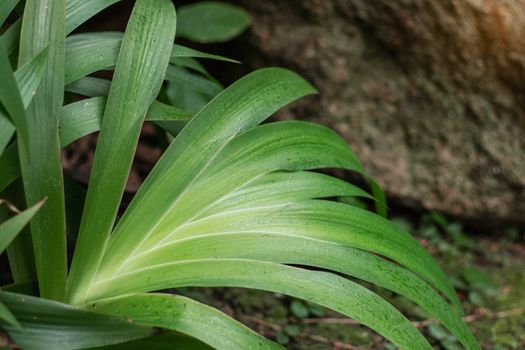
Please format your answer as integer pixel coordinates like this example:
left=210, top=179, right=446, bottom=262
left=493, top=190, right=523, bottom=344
left=66, top=0, right=177, bottom=305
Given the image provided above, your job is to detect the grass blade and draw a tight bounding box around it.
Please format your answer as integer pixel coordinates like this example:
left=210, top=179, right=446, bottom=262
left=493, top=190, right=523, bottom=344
left=94, top=293, right=283, bottom=350
left=88, top=259, right=432, bottom=350
left=66, top=0, right=177, bottom=305
left=65, top=76, right=110, bottom=97
left=0, top=39, right=30, bottom=151
left=0, top=291, right=154, bottom=350
left=64, top=32, right=121, bottom=84
left=0, top=199, right=44, bottom=253
left=1, top=19, right=21, bottom=66
left=171, top=44, right=238, bottom=63
left=0, top=97, right=190, bottom=191
left=64, top=32, right=237, bottom=85
left=14, top=46, right=49, bottom=108
left=60, top=97, right=190, bottom=147
left=124, top=231, right=477, bottom=349
left=17, top=0, right=67, bottom=301
left=65, top=0, right=120, bottom=34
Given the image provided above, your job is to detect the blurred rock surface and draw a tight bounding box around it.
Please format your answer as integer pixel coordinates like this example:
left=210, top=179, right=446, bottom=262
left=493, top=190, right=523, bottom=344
left=231, top=0, right=525, bottom=227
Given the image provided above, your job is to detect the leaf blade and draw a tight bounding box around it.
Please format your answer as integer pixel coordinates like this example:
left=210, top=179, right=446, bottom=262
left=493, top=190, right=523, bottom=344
left=65, top=0, right=121, bottom=34
left=94, top=293, right=284, bottom=350
left=0, top=199, right=44, bottom=254
left=0, top=39, right=30, bottom=151
left=88, top=259, right=432, bottom=350
left=60, top=97, right=190, bottom=147
left=67, top=0, right=177, bottom=305
left=17, top=0, right=68, bottom=301
left=14, top=46, right=49, bottom=108
left=0, top=291, right=154, bottom=350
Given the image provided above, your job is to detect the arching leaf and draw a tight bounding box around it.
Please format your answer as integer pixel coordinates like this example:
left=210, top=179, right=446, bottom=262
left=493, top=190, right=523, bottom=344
left=94, top=294, right=283, bottom=350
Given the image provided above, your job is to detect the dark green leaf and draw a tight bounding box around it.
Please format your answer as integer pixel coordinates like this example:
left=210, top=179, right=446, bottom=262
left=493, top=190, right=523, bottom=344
left=177, top=2, right=250, bottom=43
left=0, top=291, right=154, bottom=350
left=14, top=46, right=49, bottom=108
left=0, top=199, right=44, bottom=254
left=67, top=0, right=177, bottom=305
left=65, top=0, right=121, bottom=34
left=17, top=0, right=68, bottom=301
left=94, top=293, right=283, bottom=350
left=0, top=39, right=30, bottom=151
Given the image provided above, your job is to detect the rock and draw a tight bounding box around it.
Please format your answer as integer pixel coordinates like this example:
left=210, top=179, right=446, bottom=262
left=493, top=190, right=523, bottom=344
left=229, top=0, right=525, bottom=227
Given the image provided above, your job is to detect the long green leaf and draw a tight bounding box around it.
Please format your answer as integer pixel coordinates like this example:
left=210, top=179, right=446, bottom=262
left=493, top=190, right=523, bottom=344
left=177, top=2, right=250, bottom=43
left=60, top=97, right=190, bottom=147
left=0, top=291, right=154, bottom=350
left=123, top=231, right=477, bottom=349
left=171, top=44, right=238, bottom=63
left=88, top=259, right=432, bottom=350
left=94, top=293, right=283, bottom=350
left=0, top=97, right=190, bottom=192
left=67, top=0, right=177, bottom=305
left=0, top=19, right=21, bottom=66
left=17, top=0, right=67, bottom=301
left=0, top=46, right=48, bottom=154
left=0, top=39, right=30, bottom=151
left=200, top=171, right=373, bottom=214
left=64, top=32, right=237, bottom=85
left=65, top=76, right=110, bottom=97
left=64, top=32, right=121, bottom=84
left=65, top=0, right=121, bottom=34
left=0, top=199, right=44, bottom=253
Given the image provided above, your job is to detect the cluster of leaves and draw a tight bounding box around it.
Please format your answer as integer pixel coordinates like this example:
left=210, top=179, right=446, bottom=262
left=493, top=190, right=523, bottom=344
left=0, top=0, right=479, bottom=349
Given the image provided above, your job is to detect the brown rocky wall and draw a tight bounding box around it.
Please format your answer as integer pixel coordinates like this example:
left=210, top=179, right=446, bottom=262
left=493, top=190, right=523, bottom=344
left=229, top=0, right=525, bottom=227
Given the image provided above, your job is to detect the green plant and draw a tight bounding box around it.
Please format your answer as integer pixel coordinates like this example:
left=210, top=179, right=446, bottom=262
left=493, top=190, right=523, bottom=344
left=0, top=0, right=479, bottom=349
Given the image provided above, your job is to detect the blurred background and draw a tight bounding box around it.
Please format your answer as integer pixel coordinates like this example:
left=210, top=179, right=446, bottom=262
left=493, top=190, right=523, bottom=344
left=62, top=1, right=525, bottom=349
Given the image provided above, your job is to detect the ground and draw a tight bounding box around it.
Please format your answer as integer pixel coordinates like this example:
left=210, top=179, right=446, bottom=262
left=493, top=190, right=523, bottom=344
left=176, top=212, right=525, bottom=349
